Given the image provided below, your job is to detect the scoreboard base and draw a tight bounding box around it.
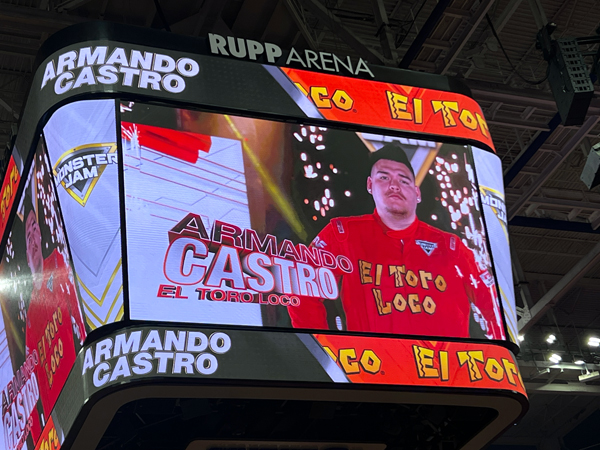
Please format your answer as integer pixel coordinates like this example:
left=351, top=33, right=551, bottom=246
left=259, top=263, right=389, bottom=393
left=45, top=325, right=527, bottom=450
left=66, top=384, right=525, bottom=450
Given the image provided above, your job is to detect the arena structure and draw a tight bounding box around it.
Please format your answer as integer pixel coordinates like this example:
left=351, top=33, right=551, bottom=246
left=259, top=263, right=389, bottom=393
left=0, top=22, right=526, bottom=450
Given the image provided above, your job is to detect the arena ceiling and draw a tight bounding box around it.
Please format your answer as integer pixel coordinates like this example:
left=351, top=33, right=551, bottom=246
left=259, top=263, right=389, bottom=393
left=1, top=0, right=600, bottom=448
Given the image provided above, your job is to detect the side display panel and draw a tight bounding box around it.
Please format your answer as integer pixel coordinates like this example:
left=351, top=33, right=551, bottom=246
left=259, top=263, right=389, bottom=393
left=0, top=140, right=86, bottom=450
left=0, top=156, right=21, bottom=242
left=123, top=102, right=509, bottom=342
left=78, top=327, right=525, bottom=395
left=472, top=148, right=517, bottom=344
left=43, top=100, right=124, bottom=329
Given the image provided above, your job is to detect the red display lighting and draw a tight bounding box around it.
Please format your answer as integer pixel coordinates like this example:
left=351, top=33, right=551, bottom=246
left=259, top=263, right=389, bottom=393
left=282, top=68, right=495, bottom=152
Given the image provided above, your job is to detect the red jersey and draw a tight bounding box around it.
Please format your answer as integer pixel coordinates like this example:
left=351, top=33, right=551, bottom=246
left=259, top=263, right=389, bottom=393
left=288, top=211, right=504, bottom=339
left=25, top=249, right=86, bottom=416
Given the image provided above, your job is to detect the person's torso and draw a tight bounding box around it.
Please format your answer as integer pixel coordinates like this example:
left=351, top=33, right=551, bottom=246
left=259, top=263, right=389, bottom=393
left=26, top=251, right=77, bottom=416
left=331, top=216, right=472, bottom=338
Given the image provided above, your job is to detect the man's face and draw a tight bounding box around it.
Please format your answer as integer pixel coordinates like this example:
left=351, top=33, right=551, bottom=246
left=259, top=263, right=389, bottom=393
left=25, top=210, right=43, bottom=276
left=367, top=159, right=420, bottom=217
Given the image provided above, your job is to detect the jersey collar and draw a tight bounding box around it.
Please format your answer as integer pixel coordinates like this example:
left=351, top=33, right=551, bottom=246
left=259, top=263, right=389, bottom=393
left=373, top=209, right=420, bottom=238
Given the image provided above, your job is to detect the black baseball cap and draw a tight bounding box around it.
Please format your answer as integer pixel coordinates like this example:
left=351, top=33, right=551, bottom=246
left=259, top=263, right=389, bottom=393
left=369, top=142, right=415, bottom=177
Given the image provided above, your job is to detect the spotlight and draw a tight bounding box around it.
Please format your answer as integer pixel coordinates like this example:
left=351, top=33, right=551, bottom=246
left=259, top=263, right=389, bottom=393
left=549, top=354, right=562, bottom=364
left=579, top=371, right=600, bottom=382
left=574, top=360, right=586, bottom=365
left=547, top=334, right=557, bottom=344
left=518, top=335, right=525, bottom=342
left=588, top=337, right=600, bottom=347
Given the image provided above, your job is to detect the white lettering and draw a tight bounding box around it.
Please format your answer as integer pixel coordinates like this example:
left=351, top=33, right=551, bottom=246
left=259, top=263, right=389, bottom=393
left=265, top=43, right=282, bottom=63
left=176, top=58, right=200, bottom=77
left=57, top=50, right=77, bottom=75
left=208, top=33, right=229, bottom=55
left=41, top=60, right=56, bottom=89
left=54, top=72, right=74, bottom=95
left=77, top=46, right=107, bottom=67
left=246, top=40, right=264, bottom=60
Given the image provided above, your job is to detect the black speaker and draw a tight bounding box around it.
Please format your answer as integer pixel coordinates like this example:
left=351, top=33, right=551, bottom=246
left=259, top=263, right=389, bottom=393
left=581, top=142, right=600, bottom=189
left=548, top=38, right=595, bottom=126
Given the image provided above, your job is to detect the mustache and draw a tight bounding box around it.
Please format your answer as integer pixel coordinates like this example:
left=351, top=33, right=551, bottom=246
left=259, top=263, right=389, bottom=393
left=386, top=191, right=406, bottom=200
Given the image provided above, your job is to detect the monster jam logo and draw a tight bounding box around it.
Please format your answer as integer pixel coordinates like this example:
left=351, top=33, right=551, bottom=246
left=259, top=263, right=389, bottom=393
left=480, top=186, right=507, bottom=225
left=53, top=143, right=118, bottom=206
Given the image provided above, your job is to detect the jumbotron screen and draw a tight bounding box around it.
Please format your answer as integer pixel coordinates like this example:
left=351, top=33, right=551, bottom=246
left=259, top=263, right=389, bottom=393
left=3, top=96, right=512, bottom=352
left=38, top=98, right=512, bottom=342
left=0, top=138, right=87, bottom=450
left=120, top=102, right=509, bottom=340
left=0, top=29, right=523, bottom=450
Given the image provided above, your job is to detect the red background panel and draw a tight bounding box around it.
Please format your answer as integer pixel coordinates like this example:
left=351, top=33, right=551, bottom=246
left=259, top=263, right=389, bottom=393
left=0, top=156, right=20, bottom=240
left=282, top=68, right=495, bottom=152
left=315, top=334, right=526, bottom=396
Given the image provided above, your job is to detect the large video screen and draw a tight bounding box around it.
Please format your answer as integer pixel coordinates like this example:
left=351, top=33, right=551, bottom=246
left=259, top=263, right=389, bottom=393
left=123, top=102, right=507, bottom=341
left=472, top=148, right=516, bottom=342
left=0, top=139, right=87, bottom=450
left=43, top=99, right=124, bottom=330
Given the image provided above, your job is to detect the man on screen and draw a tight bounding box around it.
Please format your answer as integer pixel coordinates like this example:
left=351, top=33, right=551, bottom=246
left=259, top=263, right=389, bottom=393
left=288, top=143, right=504, bottom=339
left=24, top=198, right=86, bottom=416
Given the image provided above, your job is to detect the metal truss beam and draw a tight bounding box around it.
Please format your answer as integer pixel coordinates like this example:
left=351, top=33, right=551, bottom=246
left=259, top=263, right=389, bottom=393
left=54, top=0, right=95, bottom=12
left=297, top=0, right=386, bottom=64
left=170, top=0, right=231, bottom=37
left=518, top=238, right=600, bottom=332
left=437, top=0, right=497, bottom=75
left=507, top=116, right=600, bottom=220
left=488, top=0, right=523, bottom=35
left=550, top=398, right=600, bottom=441
left=398, top=0, right=452, bottom=69
left=444, top=7, right=470, bottom=18
left=0, top=3, right=85, bottom=32
left=487, top=116, right=551, bottom=131
left=0, top=43, right=36, bottom=58
left=528, top=196, right=600, bottom=211
left=511, top=246, right=534, bottom=314
left=464, top=0, right=524, bottom=77
left=525, top=382, right=600, bottom=395
left=423, top=38, right=451, bottom=50
left=505, top=189, right=600, bottom=212
left=527, top=0, right=548, bottom=29
left=469, top=80, right=600, bottom=117
left=524, top=272, right=587, bottom=285
left=194, top=0, right=229, bottom=37
left=370, top=0, right=398, bottom=62
left=399, top=0, right=452, bottom=68
left=503, top=115, right=561, bottom=187
left=510, top=216, right=600, bottom=233
left=283, top=0, right=318, bottom=51
left=519, top=361, right=600, bottom=371
left=0, top=97, right=18, bottom=120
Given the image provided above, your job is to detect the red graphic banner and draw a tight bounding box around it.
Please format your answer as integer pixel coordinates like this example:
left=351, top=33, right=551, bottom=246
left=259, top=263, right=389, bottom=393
left=282, top=68, right=495, bottom=153
left=0, top=156, right=20, bottom=240
left=315, top=335, right=526, bottom=397
left=34, top=417, right=60, bottom=450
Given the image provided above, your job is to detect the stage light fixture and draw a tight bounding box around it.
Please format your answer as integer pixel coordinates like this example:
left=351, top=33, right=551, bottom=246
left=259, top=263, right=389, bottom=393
left=588, top=337, right=600, bottom=347
left=574, top=360, right=586, bottom=365
left=579, top=371, right=600, bottom=382
left=547, top=334, right=557, bottom=344
left=518, top=335, right=525, bottom=342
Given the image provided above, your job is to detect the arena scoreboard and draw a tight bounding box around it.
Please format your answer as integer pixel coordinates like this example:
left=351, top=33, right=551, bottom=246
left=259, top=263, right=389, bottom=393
left=0, top=22, right=526, bottom=450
